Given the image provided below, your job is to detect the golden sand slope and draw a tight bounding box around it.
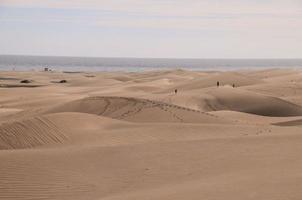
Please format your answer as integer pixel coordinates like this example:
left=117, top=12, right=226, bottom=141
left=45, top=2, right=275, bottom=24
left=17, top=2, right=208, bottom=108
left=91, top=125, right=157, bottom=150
left=46, top=96, right=230, bottom=123
left=273, top=119, right=302, bottom=126
left=1, top=69, right=302, bottom=200
left=0, top=116, right=68, bottom=150
left=203, top=86, right=302, bottom=116
left=1, top=131, right=302, bottom=200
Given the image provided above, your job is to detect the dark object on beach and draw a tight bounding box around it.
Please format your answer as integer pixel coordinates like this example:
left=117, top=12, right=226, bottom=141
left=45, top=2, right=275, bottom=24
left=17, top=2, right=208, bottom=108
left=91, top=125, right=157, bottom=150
left=1, top=84, right=41, bottom=88
left=59, top=80, right=67, bottom=83
left=85, top=75, right=95, bottom=78
left=63, top=71, right=82, bottom=74
left=44, top=67, right=49, bottom=72
left=232, top=84, right=235, bottom=88
left=175, top=89, right=178, bottom=94
left=20, top=80, right=31, bottom=84
left=217, top=81, right=220, bottom=87
left=0, top=77, right=19, bottom=81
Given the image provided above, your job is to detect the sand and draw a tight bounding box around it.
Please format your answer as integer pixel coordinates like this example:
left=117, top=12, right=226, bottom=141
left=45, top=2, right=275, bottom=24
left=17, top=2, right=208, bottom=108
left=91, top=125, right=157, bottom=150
left=1, top=69, right=302, bottom=199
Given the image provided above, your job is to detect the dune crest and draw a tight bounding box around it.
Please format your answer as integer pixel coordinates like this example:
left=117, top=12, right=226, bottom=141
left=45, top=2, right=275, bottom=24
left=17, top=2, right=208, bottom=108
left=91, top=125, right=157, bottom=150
left=46, top=96, right=230, bottom=123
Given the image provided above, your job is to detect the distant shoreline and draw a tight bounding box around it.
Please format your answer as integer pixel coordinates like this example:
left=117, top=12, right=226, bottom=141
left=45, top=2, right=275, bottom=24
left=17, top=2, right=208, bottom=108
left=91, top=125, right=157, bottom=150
left=1, top=55, right=302, bottom=72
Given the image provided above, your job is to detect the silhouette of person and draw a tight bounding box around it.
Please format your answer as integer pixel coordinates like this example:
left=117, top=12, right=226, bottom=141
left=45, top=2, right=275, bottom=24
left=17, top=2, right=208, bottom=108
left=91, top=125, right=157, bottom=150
left=217, top=81, right=220, bottom=87
left=232, top=84, right=235, bottom=88
left=175, top=89, right=178, bottom=94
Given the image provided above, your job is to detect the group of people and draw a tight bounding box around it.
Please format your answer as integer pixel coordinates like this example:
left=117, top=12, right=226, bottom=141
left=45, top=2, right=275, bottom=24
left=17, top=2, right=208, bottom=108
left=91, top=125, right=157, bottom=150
left=174, top=81, right=235, bottom=94
left=217, top=81, right=235, bottom=88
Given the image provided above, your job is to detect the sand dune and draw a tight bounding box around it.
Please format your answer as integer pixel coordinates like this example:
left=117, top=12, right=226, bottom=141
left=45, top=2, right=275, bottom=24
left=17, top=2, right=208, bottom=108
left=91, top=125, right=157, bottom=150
left=202, top=86, right=302, bottom=116
left=273, top=119, right=302, bottom=126
left=210, top=110, right=302, bottom=125
left=46, top=96, right=230, bottom=123
left=0, top=116, right=68, bottom=150
left=1, top=69, right=302, bottom=200
left=245, top=68, right=299, bottom=79
left=154, top=86, right=302, bottom=116
left=1, top=132, right=302, bottom=200
left=163, top=71, right=263, bottom=92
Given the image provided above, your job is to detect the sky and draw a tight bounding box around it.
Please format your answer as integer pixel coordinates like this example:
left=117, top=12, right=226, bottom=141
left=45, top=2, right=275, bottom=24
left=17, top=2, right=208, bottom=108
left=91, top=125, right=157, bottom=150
left=0, top=0, right=301, bottom=58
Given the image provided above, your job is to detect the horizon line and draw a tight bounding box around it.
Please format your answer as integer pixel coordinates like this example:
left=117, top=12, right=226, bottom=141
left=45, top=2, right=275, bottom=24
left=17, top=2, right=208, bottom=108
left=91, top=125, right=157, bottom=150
left=1, top=54, right=302, bottom=60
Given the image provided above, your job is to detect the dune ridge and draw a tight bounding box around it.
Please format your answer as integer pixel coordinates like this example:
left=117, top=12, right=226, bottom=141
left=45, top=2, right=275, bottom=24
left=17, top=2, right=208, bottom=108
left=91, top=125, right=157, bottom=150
left=46, top=96, right=230, bottom=123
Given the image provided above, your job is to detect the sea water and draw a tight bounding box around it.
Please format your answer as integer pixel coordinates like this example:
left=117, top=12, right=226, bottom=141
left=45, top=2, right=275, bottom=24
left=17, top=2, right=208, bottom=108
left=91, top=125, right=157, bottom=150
left=1, top=55, right=302, bottom=72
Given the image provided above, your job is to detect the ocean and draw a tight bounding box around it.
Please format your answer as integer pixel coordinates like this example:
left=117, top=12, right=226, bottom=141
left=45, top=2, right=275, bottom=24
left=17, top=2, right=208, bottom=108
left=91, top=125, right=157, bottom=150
left=1, top=55, right=302, bottom=72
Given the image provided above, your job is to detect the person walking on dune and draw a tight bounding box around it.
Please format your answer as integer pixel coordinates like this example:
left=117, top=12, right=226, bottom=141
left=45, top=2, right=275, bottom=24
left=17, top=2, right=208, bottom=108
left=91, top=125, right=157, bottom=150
left=217, top=81, right=220, bottom=87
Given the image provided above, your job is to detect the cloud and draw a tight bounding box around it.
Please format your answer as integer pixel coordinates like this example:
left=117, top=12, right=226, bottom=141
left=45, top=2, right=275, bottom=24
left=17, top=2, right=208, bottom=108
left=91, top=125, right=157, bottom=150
left=0, top=0, right=301, bottom=58
left=1, top=1, right=301, bottom=35
left=1, top=0, right=301, bottom=16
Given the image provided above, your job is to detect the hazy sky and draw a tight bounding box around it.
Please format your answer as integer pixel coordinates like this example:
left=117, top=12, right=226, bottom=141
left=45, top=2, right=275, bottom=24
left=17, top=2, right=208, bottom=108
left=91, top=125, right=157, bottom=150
left=0, top=0, right=301, bottom=58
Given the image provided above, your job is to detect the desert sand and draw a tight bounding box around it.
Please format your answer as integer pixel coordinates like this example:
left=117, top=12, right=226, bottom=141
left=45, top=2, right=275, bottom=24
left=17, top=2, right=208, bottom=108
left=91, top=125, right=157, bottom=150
left=1, top=69, right=302, bottom=200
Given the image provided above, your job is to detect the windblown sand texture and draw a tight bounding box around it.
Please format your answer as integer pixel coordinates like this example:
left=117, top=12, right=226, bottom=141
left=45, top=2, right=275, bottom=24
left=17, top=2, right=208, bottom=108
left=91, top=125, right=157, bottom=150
left=1, top=69, right=302, bottom=200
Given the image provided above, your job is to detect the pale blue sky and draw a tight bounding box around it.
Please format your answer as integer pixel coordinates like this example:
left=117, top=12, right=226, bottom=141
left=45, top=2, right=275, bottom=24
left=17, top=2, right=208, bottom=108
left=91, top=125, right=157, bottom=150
left=0, top=0, right=301, bottom=58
